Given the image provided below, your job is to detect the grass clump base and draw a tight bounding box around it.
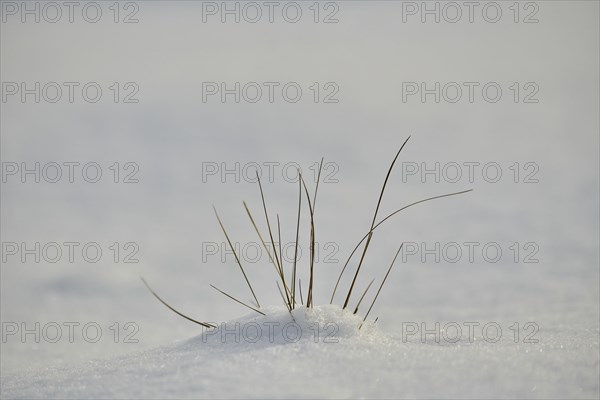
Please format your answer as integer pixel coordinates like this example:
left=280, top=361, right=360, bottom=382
left=190, top=304, right=382, bottom=349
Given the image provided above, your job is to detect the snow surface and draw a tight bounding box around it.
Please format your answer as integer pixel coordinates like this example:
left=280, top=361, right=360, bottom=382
left=2, top=305, right=598, bottom=399
left=1, top=2, right=599, bottom=399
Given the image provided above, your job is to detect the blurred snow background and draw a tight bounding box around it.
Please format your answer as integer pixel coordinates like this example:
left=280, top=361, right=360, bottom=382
left=1, top=1, right=598, bottom=398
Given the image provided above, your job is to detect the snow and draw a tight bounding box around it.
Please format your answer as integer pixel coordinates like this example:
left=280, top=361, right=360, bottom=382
left=1, top=1, right=599, bottom=399
left=2, top=305, right=598, bottom=399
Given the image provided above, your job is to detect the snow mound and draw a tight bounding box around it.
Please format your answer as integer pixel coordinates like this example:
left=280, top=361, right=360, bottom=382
left=2, top=305, right=597, bottom=399
left=1, top=305, right=395, bottom=399
left=181, top=304, right=384, bottom=350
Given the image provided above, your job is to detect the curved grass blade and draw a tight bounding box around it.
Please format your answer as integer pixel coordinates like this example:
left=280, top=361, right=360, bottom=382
left=312, top=157, right=324, bottom=211
left=276, top=214, right=292, bottom=310
left=213, top=205, right=261, bottom=308
left=276, top=214, right=285, bottom=288
left=244, top=201, right=293, bottom=301
left=362, top=243, right=403, bottom=323
left=255, top=173, right=295, bottom=304
left=353, top=278, right=375, bottom=315
left=243, top=201, right=277, bottom=266
left=209, top=284, right=265, bottom=316
left=291, top=175, right=302, bottom=308
left=256, top=172, right=283, bottom=275
left=299, top=278, right=304, bottom=305
left=343, top=232, right=373, bottom=308
left=141, top=277, right=215, bottom=328
left=370, top=137, right=410, bottom=228
left=299, top=172, right=315, bottom=308
left=330, top=188, right=473, bottom=304
left=343, top=137, right=410, bottom=308
left=276, top=280, right=292, bottom=312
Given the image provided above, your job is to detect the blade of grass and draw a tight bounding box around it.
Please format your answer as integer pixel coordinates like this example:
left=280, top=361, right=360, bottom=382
left=276, top=281, right=292, bottom=312
left=209, top=284, right=265, bottom=316
left=299, top=172, right=315, bottom=308
left=370, top=136, right=411, bottom=228
left=141, top=277, right=215, bottom=328
left=243, top=201, right=277, bottom=267
left=256, top=172, right=283, bottom=274
left=299, top=278, right=304, bottom=305
left=243, top=201, right=291, bottom=304
left=342, top=137, right=410, bottom=309
left=362, top=243, right=403, bottom=323
left=276, top=282, right=297, bottom=323
left=256, top=173, right=293, bottom=307
left=308, top=228, right=315, bottom=308
left=330, top=188, right=473, bottom=304
left=291, top=175, right=302, bottom=309
left=277, top=214, right=292, bottom=309
left=244, top=201, right=294, bottom=302
left=277, top=214, right=283, bottom=269
left=213, top=205, right=260, bottom=308
left=309, top=159, right=323, bottom=307
left=373, top=190, right=473, bottom=234
left=276, top=214, right=285, bottom=285
left=353, top=278, right=375, bottom=315
left=312, top=157, right=324, bottom=210
left=343, top=232, right=373, bottom=308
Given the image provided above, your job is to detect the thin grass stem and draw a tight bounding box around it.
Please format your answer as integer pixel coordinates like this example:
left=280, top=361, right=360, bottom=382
left=292, top=175, right=302, bottom=309
left=312, top=157, right=324, bottom=211
left=299, top=173, right=316, bottom=308
left=277, top=214, right=285, bottom=282
left=277, top=214, right=292, bottom=310
left=255, top=174, right=294, bottom=306
left=213, top=205, right=261, bottom=307
left=330, top=189, right=473, bottom=304
left=210, top=284, right=266, bottom=316
left=362, top=243, right=403, bottom=323
left=343, top=232, right=373, bottom=308
left=342, top=137, right=410, bottom=308
left=256, top=173, right=283, bottom=274
left=276, top=281, right=292, bottom=311
left=244, top=201, right=293, bottom=301
left=243, top=201, right=277, bottom=266
left=141, top=277, right=215, bottom=328
left=353, top=278, right=375, bottom=315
